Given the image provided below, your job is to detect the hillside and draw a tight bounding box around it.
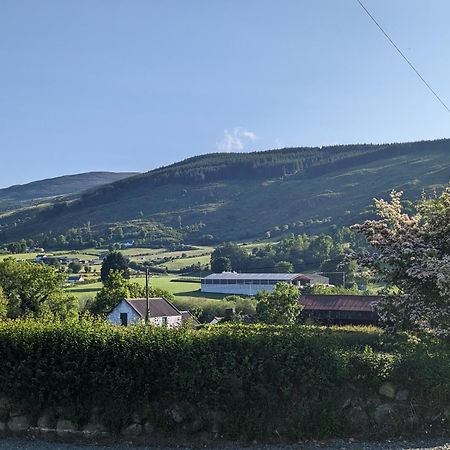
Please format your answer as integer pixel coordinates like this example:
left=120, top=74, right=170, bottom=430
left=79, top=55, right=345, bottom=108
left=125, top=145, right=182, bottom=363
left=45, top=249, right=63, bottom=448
left=0, top=171, right=138, bottom=212
left=0, top=139, right=449, bottom=247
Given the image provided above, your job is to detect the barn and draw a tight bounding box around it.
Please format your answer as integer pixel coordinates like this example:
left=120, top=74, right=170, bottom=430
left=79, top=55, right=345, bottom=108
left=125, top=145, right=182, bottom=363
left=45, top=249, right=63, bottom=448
left=201, top=272, right=329, bottom=296
left=299, top=294, right=382, bottom=325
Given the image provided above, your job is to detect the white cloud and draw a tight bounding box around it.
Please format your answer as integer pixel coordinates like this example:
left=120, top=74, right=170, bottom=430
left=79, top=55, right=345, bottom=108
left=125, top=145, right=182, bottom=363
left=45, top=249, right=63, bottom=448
left=216, top=127, right=258, bottom=152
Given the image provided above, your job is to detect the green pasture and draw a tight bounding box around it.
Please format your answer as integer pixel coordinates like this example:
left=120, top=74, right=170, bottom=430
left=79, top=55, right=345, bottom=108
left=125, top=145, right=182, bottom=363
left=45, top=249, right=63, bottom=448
left=66, top=275, right=226, bottom=305
left=157, top=254, right=211, bottom=271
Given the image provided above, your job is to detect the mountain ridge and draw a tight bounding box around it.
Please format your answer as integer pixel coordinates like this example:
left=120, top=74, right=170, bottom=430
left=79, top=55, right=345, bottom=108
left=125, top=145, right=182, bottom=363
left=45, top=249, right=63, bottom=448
left=0, top=138, right=449, bottom=248
left=0, top=171, right=139, bottom=212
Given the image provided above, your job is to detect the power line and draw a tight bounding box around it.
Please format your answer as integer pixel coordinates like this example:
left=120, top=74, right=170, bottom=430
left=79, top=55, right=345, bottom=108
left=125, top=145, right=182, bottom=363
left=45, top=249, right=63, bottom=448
left=355, top=0, right=450, bottom=115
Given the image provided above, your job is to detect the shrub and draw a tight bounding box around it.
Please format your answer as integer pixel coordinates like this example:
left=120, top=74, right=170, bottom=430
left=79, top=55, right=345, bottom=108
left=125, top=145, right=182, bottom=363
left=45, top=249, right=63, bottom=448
left=0, top=319, right=448, bottom=439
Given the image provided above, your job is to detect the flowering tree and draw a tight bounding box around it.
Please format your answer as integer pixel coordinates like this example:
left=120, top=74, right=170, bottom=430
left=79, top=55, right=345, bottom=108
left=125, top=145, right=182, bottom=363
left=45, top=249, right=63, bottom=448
left=350, top=187, right=450, bottom=337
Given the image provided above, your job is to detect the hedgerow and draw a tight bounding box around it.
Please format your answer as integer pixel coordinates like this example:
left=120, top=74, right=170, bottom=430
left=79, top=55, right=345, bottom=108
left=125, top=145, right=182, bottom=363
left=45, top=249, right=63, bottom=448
left=0, top=318, right=448, bottom=439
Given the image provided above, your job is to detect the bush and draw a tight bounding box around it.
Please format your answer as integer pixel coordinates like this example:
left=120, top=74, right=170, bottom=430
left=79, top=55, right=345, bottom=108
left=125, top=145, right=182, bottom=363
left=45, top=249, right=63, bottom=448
left=0, top=319, right=448, bottom=439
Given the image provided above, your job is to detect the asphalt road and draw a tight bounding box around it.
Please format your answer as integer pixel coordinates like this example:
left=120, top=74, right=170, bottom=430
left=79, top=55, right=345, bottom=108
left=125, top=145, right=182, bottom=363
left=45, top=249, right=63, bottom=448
left=0, top=437, right=450, bottom=450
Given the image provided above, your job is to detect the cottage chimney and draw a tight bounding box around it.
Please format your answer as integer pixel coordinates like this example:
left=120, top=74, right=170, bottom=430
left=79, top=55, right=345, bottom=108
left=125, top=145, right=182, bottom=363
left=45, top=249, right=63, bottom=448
left=224, top=307, right=235, bottom=320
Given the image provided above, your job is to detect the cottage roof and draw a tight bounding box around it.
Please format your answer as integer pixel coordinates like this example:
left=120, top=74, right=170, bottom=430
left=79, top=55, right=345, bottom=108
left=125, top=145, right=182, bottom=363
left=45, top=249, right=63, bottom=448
left=125, top=297, right=181, bottom=318
left=299, top=295, right=382, bottom=312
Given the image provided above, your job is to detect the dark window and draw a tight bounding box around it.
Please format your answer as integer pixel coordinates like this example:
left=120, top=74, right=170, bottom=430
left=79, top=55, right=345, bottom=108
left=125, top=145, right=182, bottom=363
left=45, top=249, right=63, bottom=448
left=162, top=317, right=168, bottom=326
left=120, top=313, right=128, bottom=326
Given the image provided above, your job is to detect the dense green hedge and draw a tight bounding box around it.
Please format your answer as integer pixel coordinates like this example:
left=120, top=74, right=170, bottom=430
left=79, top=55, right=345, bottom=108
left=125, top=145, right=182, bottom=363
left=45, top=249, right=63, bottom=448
left=0, top=319, right=449, bottom=439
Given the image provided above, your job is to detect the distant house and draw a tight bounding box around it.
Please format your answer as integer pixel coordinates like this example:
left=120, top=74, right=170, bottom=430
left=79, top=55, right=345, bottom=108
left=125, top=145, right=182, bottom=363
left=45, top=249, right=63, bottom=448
left=107, top=297, right=184, bottom=328
left=299, top=294, right=382, bottom=325
left=201, top=272, right=329, bottom=296
left=29, top=247, right=45, bottom=253
left=67, top=275, right=85, bottom=284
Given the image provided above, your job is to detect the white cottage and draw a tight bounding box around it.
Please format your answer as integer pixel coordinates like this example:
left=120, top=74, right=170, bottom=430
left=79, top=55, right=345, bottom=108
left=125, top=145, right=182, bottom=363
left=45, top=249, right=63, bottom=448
left=107, top=297, right=183, bottom=328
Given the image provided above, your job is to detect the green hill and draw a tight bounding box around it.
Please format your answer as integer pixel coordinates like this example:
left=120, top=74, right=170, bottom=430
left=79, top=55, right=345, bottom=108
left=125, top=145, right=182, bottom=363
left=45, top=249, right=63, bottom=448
left=0, top=139, right=449, bottom=248
left=0, top=171, right=138, bottom=212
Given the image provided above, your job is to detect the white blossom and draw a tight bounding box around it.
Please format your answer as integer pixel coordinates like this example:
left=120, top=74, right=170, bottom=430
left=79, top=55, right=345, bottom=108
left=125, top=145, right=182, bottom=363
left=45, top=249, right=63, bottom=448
left=351, top=187, right=450, bottom=337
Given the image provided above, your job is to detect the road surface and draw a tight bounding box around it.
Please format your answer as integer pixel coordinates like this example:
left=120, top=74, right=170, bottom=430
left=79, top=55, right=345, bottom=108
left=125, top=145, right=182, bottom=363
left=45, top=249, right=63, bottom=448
left=0, top=436, right=450, bottom=449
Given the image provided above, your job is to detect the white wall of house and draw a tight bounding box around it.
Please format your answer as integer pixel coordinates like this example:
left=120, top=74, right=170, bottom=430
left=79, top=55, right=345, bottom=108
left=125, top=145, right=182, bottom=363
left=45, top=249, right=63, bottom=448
left=149, top=315, right=182, bottom=328
left=201, top=284, right=278, bottom=296
left=107, top=300, right=183, bottom=328
left=107, top=300, right=142, bottom=326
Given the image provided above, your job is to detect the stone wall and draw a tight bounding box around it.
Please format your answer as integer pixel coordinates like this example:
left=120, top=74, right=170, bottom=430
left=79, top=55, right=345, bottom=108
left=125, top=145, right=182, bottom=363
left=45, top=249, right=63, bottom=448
left=0, top=380, right=449, bottom=443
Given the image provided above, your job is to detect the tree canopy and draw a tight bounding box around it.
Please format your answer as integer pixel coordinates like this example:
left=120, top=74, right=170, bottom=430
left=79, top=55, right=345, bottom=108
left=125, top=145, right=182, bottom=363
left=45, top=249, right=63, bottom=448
left=0, top=258, right=77, bottom=319
left=210, top=232, right=359, bottom=280
left=90, top=270, right=144, bottom=316
left=255, top=282, right=302, bottom=325
left=100, top=251, right=130, bottom=282
left=351, top=187, right=450, bottom=337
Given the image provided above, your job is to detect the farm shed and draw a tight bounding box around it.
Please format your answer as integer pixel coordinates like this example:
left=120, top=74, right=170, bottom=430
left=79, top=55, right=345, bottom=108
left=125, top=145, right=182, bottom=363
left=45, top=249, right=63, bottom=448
left=299, top=294, right=382, bottom=325
left=201, top=272, right=329, bottom=296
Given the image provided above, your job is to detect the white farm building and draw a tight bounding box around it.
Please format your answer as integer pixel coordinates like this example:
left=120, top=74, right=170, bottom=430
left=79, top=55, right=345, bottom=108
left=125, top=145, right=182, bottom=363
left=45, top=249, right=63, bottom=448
left=201, top=272, right=329, bottom=296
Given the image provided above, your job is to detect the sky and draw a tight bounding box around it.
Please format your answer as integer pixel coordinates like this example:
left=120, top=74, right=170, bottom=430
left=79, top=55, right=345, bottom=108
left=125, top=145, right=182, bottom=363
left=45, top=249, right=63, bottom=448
left=1, top=0, right=449, bottom=188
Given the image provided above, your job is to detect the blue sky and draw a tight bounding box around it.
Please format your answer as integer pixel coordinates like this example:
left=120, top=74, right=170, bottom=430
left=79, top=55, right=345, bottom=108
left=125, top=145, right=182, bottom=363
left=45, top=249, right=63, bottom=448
left=1, top=0, right=449, bottom=187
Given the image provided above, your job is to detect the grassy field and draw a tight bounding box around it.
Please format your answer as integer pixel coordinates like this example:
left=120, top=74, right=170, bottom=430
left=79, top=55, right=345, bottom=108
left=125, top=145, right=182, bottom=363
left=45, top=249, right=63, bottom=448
left=157, top=254, right=212, bottom=271
left=109, top=246, right=213, bottom=272
left=66, top=274, right=226, bottom=304
left=0, top=252, right=40, bottom=261
left=1, top=245, right=214, bottom=271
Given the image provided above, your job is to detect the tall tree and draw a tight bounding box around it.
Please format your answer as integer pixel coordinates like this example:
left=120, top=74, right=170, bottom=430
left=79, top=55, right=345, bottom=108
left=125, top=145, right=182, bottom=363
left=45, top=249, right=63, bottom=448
left=100, top=252, right=130, bottom=282
left=90, top=271, right=134, bottom=316
left=274, top=261, right=294, bottom=273
left=211, top=256, right=232, bottom=273
left=255, top=282, right=302, bottom=325
left=68, top=261, right=83, bottom=273
left=0, top=258, right=77, bottom=318
left=210, top=243, right=248, bottom=272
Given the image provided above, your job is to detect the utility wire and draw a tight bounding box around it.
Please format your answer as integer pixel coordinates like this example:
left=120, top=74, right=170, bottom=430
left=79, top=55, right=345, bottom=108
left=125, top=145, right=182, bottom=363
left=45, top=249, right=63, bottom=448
left=355, top=0, right=450, bottom=114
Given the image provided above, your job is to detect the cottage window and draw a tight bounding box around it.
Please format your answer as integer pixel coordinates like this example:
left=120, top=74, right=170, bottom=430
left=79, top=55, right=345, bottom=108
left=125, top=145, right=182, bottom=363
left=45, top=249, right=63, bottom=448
left=120, top=313, right=128, bottom=326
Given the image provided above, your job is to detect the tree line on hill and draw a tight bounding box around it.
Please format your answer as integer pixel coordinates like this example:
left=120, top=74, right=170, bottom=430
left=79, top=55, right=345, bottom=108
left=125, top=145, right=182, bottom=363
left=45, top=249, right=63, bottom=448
left=1, top=139, right=447, bottom=251
left=76, top=140, right=437, bottom=207
left=2, top=221, right=184, bottom=252
left=210, top=227, right=368, bottom=286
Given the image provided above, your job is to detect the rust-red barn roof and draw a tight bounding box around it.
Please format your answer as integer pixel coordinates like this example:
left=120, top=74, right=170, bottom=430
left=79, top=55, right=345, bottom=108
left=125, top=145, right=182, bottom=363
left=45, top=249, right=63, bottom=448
left=299, top=295, right=382, bottom=312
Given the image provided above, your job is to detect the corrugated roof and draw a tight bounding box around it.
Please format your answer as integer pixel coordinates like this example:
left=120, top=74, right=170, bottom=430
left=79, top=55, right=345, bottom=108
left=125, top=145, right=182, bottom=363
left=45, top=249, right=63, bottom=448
left=126, top=297, right=181, bottom=318
left=203, top=273, right=303, bottom=281
left=300, top=295, right=382, bottom=312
